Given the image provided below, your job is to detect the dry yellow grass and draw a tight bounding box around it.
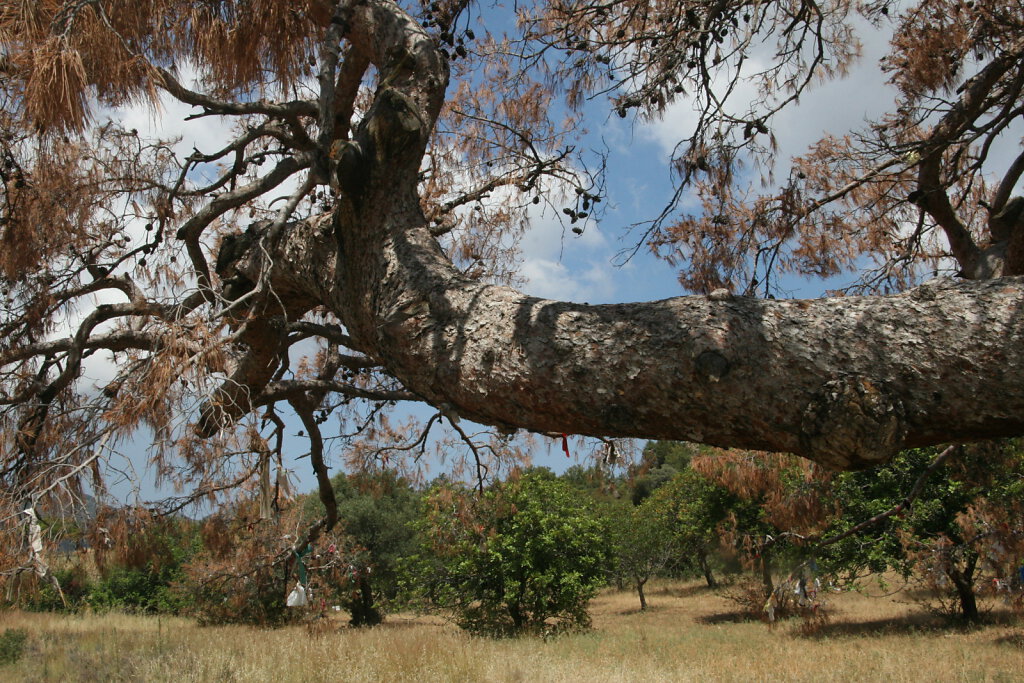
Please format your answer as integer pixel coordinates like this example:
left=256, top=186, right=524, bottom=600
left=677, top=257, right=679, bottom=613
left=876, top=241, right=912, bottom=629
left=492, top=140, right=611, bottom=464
left=1, top=579, right=1022, bottom=682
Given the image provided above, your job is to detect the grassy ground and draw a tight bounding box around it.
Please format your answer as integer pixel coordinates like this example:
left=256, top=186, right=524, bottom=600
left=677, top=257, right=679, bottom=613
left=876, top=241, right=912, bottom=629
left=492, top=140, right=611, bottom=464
left=1, top=579, right=1022, bottom=682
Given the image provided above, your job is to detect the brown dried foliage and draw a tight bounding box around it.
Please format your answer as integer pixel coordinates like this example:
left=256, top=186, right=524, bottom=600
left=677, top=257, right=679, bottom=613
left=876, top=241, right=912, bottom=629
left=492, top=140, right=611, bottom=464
left=640, top=0, right=1024, bottom=293
left=694, top=448, right=836, bottom=535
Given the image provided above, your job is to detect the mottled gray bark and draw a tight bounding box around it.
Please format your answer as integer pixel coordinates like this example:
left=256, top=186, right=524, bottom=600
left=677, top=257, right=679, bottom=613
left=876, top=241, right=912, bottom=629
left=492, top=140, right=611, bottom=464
left=345, top=235, right=1024, bottom=470
left=220, top=0, right=1024, bottom=471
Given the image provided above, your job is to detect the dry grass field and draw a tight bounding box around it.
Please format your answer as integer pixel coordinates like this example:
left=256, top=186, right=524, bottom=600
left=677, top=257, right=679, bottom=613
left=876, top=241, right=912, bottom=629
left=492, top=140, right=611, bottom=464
left=1, top=579, right=1022, bottom=682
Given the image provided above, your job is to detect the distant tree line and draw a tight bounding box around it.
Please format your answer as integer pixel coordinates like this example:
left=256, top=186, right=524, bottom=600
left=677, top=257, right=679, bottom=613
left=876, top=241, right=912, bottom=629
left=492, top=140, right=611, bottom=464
left=6, top=439, right=1024, bottom=631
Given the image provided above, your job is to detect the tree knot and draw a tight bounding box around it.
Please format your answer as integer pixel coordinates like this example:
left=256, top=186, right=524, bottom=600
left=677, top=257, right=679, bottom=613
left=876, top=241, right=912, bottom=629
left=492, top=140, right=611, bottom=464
left=800, top=376, right=906, bottom=470
left=695, top=349, right=730, bottom=382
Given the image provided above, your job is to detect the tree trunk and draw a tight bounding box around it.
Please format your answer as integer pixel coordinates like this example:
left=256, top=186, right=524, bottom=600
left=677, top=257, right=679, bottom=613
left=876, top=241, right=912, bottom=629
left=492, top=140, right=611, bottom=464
left=223, top=0, right=1024, bottom=471
left=508, top=602, right=524, bottom=632
left=948, top=553, right=980, bottom=623
left=760, top=550, right=774, bottom=594
left=699, top=552, right=718, bottom=588
left=348, top=573, right=381, bottom=627
left=636, top=577, right=648, bottom=611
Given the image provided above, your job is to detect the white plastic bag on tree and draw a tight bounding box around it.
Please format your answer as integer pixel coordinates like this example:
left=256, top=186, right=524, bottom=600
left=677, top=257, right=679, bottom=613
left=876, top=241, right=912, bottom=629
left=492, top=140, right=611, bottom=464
left=286, top=581, right=307, bottom=607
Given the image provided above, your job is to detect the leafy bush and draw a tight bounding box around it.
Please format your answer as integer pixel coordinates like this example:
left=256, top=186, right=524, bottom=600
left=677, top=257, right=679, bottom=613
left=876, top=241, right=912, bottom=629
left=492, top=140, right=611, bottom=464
left=408, top=472, right=609, bottom=637
left=19, top=511, right=202, bottom=616
left=0, top=628, right=28, bottom=665
left=86, top=565, right=187, bottom=614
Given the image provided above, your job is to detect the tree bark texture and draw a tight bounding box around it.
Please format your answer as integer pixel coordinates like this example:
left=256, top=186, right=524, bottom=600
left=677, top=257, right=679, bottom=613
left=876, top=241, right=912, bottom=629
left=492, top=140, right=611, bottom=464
left=230, top=0, right=1024, bottom=472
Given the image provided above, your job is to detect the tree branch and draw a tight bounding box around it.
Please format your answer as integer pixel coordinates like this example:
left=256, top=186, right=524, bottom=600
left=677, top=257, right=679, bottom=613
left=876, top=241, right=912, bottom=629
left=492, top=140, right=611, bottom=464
left=155, top=67, right=318, bottom=120
left=813, top=444, right=959, bottom=547
left=914, top=46, right=1024, bottom=277
left=256, top=379, right=417, bottom=406
left=292, top=397, right=337, bottom=531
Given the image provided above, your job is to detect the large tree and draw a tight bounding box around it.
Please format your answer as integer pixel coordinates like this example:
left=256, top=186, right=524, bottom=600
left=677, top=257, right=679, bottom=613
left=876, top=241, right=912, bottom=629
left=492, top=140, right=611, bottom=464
left=2, top=0, right=1024, bottom=565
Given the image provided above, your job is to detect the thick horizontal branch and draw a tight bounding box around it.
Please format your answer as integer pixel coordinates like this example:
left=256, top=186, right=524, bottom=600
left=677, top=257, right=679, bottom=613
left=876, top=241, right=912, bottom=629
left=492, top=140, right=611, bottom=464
left=367, top=243, right=1024, bottom=469
left=256, top=379, right=418, bottom=406
left=240, top=194, right=1024, bottom=471
left=0, top=330, right=157, bottom=367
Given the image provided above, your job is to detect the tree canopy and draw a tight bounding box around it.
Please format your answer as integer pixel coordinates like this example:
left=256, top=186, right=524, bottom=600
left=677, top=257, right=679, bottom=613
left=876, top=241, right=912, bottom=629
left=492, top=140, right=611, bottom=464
left=3, top=0, right=1024, bottom=569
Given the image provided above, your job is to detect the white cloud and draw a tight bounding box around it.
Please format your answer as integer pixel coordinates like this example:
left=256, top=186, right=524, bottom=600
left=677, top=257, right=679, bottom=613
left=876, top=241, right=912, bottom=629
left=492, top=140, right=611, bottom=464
left=520, top=207, right=608, bottom=261
left=518, top=256, right=615, bottom=302
left=515, top=195, right=623, bottom=302
left=639, top=18, right=897, bottom=166
left=116, top=65, right=239, bottom=167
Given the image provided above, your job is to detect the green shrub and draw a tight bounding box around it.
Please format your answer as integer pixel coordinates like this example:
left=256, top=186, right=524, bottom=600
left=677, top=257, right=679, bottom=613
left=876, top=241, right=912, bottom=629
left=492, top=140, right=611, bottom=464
left=86, top=565, right=187, bottom=614
left=22, top=566, right=91, bottom=613
left=409, top=472, right=609, bottom=637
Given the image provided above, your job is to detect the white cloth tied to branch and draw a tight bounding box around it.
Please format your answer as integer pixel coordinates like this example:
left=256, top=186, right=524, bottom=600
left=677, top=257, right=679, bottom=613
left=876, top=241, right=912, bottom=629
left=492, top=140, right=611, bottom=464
left=23, top=507, right=48, bottom=577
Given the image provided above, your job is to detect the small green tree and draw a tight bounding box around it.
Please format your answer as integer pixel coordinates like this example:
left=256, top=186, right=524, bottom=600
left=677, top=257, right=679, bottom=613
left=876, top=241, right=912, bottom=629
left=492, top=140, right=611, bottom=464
left=819, top=442, right=1024, bottom=622
left=409, top=472, right=609, bottom=637
left=646, top=468, right=738, bottom=588
left=606, top=499, right=678, bottom=610
left=303, top=470, right=420, bottom=626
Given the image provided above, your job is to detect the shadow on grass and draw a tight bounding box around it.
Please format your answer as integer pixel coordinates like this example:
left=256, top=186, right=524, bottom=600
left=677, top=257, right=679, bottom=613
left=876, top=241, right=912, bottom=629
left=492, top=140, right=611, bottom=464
left=995, top=634, right=1024, bottom=649
left=652, top=583, right=718, bottom=599
left=615, top=603, right=677, bottom=616
left=798, top=613, right=946, bottom=638
left=795, top=608, right=1020, bottom=640
left=694, top=611, right=759, bottom=625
